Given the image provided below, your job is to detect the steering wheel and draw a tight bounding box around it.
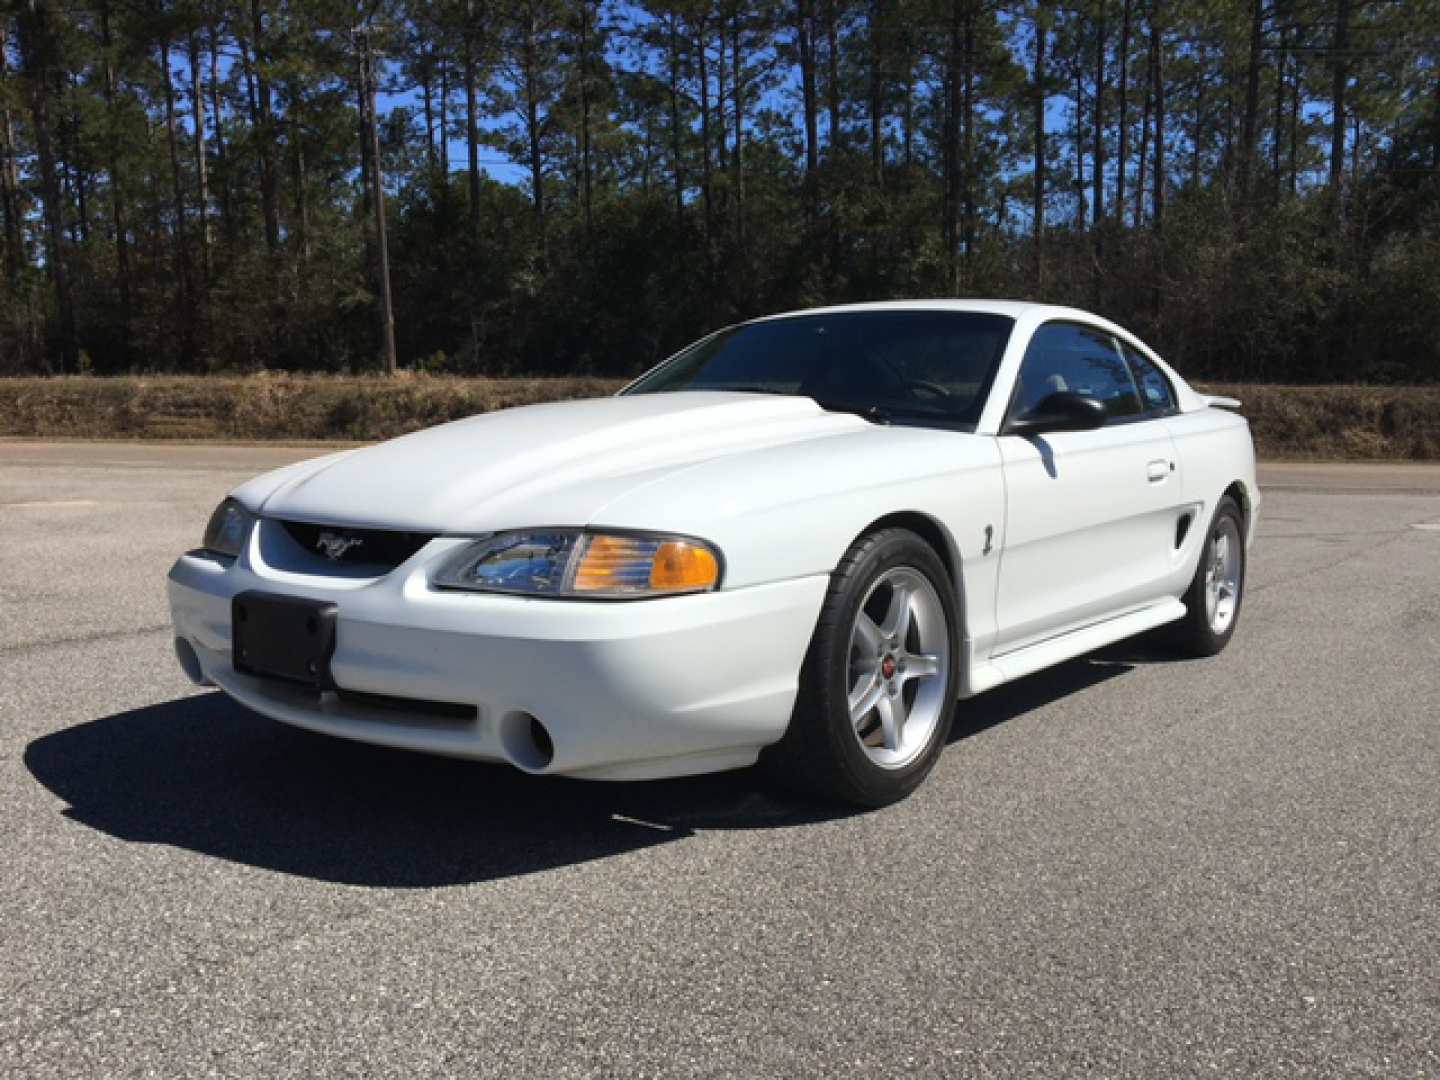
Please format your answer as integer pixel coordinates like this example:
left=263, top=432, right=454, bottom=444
left=905, top=380, right=954, bottom=401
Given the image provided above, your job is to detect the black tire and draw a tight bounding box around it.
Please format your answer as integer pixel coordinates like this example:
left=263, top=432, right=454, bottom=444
left=1165, top=495, right=1247, bottom=657
left=763, top=528, right=960, bottom=808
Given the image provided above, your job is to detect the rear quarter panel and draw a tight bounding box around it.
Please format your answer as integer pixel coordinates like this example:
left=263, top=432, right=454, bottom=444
left=1165, top=407, right=1261, bottom=552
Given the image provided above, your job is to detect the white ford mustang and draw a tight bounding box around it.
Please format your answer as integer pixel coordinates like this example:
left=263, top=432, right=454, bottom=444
left=169, top=301, right=1257, bottom=806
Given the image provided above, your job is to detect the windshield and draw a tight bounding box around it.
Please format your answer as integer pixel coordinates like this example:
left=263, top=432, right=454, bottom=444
left=623, top=311, right=1014, bottom=429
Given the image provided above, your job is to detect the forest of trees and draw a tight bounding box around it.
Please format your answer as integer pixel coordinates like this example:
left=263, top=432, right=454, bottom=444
left=1, top=0, right=1437, bottom=382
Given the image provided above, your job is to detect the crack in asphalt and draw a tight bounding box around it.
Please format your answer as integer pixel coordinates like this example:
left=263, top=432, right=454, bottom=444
left=0, top=896, right=402, bottom=1053
left=0, top=624, right=172, bottom=658
left=1259, top=529, right=1410, bottom=539
left=1247, top=528, right=1411, bottom=596
left=1, top=460, right=261, bottom=475
left=1260, top=484, right=1440, bottom=497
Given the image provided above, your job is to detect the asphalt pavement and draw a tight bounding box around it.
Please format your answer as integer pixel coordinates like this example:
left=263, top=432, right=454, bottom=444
left=3, top=442, right=1438, bottom=1078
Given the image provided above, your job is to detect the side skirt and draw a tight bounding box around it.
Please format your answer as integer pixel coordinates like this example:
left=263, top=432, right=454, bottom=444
left=960, top=599, right=1187, bottom=698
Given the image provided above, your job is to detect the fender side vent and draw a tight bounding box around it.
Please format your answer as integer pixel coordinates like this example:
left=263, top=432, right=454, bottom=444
left=1175, top=513, right=1194, bottom=549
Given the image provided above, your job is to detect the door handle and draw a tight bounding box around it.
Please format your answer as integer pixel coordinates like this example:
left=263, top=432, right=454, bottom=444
left=1147, top=459, right=1171, bottom=482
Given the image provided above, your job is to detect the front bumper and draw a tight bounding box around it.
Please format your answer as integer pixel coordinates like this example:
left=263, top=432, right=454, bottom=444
left=168, top=541, right=828, bottom=781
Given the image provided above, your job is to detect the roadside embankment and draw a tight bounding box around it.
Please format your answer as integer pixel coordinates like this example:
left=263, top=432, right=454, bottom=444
left=1, top=375, right=1436, bottom=460
left=1199, top=383, right=1440, bottom=461
left=0, top=374, right=625, bottom=443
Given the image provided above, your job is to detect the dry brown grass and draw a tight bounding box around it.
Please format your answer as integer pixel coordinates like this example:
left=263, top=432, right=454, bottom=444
left=2, top=375, right=1437, bottom=460
left=0, top=373, right=625, bottom=443
left=1198, top=383, right=1440, bottom=461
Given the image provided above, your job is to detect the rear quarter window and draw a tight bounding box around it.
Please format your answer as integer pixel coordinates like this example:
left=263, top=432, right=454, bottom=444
left=1122, top=342, right=1177, bottom=415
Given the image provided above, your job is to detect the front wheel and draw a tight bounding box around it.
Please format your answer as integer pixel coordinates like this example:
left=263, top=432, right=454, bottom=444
left=764, top=528, right=960, bottom=808
left=1166, top=495, right=1247, bottom=657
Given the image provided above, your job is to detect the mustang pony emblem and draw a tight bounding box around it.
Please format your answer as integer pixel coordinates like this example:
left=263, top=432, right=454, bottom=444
left=316, top=531, right=365, bottom=560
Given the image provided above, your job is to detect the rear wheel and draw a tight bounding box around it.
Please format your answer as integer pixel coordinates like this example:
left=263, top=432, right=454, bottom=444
left=765, top=528, right=959, bottom=807
left=1167, top=495, right=1246, bottom=657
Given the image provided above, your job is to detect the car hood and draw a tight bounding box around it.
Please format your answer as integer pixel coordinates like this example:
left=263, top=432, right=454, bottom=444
left=245, top=392, right=872, bottom=533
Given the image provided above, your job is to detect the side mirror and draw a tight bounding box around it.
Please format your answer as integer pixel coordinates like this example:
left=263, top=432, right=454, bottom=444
left=1004, top=391, right=1108, bottom=437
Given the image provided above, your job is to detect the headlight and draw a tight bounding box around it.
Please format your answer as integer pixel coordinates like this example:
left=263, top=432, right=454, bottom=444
left=202, top=498, right=255, bottom=558
left=432, top=529, right=721, bottom=598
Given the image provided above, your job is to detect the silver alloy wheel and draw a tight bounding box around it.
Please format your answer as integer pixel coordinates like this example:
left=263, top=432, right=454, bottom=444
left=846, top=567, right=950, bottom=770
left=1205, top=515, right=1243, bottom=635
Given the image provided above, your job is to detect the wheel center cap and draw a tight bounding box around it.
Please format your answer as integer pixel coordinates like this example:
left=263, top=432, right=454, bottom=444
left=881, top=655, right=898, bottom=680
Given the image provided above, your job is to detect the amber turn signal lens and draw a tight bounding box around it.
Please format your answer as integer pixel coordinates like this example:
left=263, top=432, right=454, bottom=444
left=572, top=534, right=646, bottom=592
left=649, top=540, right=719, bottom=592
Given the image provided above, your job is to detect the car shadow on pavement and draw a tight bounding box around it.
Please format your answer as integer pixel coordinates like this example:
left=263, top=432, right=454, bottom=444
left=947, top=654, right=1135, bottom=744
left=25, top=654, right=1134, bottom=890
left=24, top=692, right=850, bottom=889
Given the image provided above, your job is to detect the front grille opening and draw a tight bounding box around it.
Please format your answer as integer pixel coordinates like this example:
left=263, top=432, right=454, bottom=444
left=335, top=688, right=477, bottom=723
left=278, top=520, right=435, bottom=570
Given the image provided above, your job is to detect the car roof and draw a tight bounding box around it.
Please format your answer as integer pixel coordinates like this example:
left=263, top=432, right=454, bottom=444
left=750, top=299, right=1103, bottom=325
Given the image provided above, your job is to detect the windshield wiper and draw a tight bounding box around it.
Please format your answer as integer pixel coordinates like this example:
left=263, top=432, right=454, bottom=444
left=811, top=399, right=894, bottom=425
left=695, top=389, right=950, bottom=428
left=693, top=384, right=794, bottom=396
left=812, top=398, right=979, bottom=429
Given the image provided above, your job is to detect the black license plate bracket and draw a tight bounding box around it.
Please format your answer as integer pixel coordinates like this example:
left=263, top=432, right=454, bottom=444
left=232, top=591, right=338, bottom=689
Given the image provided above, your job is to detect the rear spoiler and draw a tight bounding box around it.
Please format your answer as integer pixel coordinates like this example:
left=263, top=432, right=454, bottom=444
left=1204, top=394, right=1242, bottom=410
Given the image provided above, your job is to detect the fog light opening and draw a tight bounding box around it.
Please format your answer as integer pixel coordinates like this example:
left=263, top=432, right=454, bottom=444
left=174, top=637, right=211, bottom=687
left=531, top=716, right=556, bottom=766
left=499, top=710, right=555, bottom=772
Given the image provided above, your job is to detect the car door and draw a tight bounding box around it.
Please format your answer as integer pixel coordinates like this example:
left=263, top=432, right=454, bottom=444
left=991, top=321, right=1185, bottom=653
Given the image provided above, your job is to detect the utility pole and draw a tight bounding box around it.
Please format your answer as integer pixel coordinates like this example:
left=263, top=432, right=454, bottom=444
left=356, top=25, right=398, bottom=376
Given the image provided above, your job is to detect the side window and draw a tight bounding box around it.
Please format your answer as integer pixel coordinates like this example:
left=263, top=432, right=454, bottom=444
left=1013, top=323, right=1143, bottom=421
left=1121, top=342, right=1177, bottom=415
